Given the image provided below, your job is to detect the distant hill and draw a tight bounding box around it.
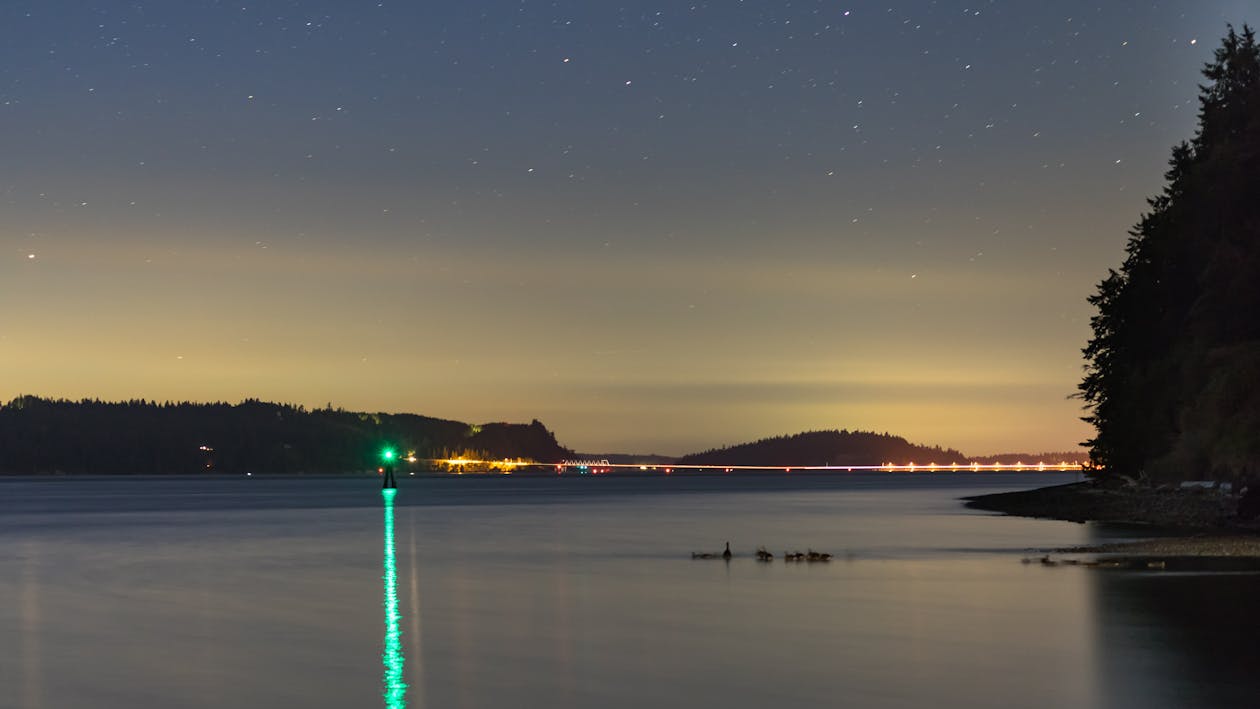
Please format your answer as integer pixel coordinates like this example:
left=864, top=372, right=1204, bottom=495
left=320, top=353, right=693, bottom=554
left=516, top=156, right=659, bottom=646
left=676, top=430, right=968, bottom=467
left=0, top=396, right=572, bottom=474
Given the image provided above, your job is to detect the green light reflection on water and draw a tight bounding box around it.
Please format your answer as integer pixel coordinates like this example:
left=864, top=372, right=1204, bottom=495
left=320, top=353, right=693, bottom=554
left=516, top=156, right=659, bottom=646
left=382, top=488, right=407, bottom=708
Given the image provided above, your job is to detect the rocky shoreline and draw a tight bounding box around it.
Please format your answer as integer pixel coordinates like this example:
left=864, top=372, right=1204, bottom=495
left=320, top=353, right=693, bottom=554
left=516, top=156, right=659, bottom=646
left=964, top=480, right=1260, bottom=562
left=964, top=481, right=1253, bottom=529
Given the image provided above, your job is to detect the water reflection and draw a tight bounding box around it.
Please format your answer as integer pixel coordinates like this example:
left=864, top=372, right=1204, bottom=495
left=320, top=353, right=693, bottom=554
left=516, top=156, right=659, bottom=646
left=1088, top=539, right=1260, bottom=709
left=382, top=489, right=407, bottom=707
left=408, top=511, right=425, bottom=709
left=20, top=541, right=44, bottom=709
left=8, top=475, right=1260, bottom=708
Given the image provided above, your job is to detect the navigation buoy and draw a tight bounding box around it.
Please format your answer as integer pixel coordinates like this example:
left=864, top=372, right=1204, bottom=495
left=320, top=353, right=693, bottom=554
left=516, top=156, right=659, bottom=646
left=381, top=447, right=398, bottom=489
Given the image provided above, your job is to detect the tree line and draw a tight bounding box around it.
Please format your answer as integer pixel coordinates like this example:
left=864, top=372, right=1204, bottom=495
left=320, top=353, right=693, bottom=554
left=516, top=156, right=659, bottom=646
left=676, top=429, right=969, bottom=467
left=0, top=396, right=572, bottom=474
left=1079, top=26, right=1260, bottom=483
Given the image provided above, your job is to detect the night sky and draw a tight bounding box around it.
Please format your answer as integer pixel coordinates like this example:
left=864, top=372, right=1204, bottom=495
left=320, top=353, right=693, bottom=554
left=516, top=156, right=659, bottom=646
left=3, top=1, right=1255, bottom=456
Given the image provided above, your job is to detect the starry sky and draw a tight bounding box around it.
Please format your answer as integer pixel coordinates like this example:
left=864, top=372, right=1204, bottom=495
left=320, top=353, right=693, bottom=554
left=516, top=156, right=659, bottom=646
left=3, top=1, right=1256, bottom=456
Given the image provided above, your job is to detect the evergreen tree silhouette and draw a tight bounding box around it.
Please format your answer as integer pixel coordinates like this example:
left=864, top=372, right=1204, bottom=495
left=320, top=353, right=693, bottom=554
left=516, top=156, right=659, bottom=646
left=1080, top=26, right=1260, bottom=481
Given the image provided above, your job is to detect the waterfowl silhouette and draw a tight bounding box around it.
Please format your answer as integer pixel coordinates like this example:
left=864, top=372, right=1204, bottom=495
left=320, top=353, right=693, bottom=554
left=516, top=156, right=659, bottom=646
left=755, top=546, right=774, bottom=562
left=692, top=542, right=730, bottom=560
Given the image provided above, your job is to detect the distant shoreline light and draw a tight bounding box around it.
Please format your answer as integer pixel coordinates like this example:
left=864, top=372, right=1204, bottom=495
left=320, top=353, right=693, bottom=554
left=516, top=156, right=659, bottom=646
left=398, top=458, right=1089, bottom=474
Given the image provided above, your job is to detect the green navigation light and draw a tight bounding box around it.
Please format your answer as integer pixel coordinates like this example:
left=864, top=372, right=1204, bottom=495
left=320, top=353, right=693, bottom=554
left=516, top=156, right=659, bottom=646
left=382, top=489, right=407, bottom=707
left=381, top=447, right=397, bottom=462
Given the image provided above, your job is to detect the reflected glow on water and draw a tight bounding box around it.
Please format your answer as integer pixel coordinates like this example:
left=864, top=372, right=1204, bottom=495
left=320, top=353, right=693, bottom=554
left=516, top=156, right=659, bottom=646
left=20, top=541, right=43, bottom=709
left=3, top=474, right=1259, bottom=708
left=382, top=489, right=407, bottom=708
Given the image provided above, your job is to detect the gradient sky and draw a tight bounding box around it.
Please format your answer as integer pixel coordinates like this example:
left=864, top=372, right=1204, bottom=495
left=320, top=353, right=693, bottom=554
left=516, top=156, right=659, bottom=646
left=3, top=1, right=1256, bottom=456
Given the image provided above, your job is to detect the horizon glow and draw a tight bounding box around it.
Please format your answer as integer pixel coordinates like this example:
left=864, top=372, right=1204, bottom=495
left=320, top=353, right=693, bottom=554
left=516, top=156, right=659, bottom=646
left=4, top=2, right=1255, bottom=456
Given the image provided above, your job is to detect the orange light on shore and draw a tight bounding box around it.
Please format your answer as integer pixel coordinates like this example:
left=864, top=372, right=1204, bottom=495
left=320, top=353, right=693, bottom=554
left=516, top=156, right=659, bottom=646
left=384, top=457, right=1086, bottom=475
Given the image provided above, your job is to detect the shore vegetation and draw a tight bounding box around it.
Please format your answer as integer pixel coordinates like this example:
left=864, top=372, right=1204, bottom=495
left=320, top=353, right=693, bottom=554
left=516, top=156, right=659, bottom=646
left=1079, top=26, right=1260, bottom=485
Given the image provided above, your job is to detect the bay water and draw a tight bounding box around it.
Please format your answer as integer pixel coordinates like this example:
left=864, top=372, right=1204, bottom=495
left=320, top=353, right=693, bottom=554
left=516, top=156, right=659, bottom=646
left=2, top=473, right=1256, bottom=708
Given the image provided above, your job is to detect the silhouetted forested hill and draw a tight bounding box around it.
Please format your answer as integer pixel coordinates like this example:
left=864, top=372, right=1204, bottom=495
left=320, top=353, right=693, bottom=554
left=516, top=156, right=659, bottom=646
left=676, top=430, right=968, bottom=467
left=1080, top=27, right=1260, bottom=482
left=0, top=396, right=572, bottom=474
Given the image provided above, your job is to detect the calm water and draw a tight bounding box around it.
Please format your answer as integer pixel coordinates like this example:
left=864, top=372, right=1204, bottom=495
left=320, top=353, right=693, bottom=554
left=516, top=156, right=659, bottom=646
left=2, top=473, right=1257, bottom=709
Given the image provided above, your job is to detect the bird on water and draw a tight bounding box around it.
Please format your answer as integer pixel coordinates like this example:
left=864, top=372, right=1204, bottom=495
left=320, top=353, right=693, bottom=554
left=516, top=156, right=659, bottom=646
left=691, top=542, right=734, bottom=560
